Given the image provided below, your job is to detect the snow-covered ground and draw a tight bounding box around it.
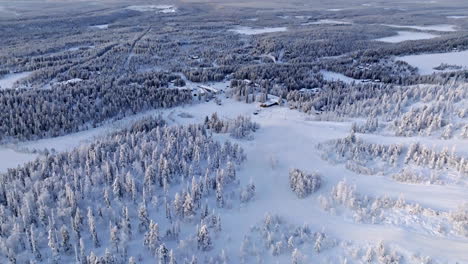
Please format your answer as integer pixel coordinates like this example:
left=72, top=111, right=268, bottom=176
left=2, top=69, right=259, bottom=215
left=57, top=78, right=83, bottom=85
left=90, top=24, right=109, bottom=29
left=0, top=147, right=37, bottom=173
left=375, top=31, right=438, bottom=43
left=0, top=72, right=31, bottom=89
left=127, top=5, right=176, bottom=13
left=302, top=19, right=352, bottom=25
left=382, top=24, right=458, bottom=32
left=447, top=15, right=467, bottom=19
left=0, top=5, right=19, bottom=17
left=397, top=50, right=468, bottom=75
left=321, top=70, right=363, bottom=84
left=228, top=26, right=288, bottom=35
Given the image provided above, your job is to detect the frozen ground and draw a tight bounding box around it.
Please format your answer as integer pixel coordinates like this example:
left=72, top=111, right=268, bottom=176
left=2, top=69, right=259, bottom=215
left=90, top=24, right=109, bottom=29
left=127, top=5, right=176, bottom=13
left=382, top=24, right=458, bottom=32
left=397, top=50, right=468, bottom=75
left=0, top=5, right=18, bottom=17
left=0, top=72, right=31, bottom=89
left=228, top=26, right=288, bottom=35
left=447, top=16, right=467, bottom=19
left=375, top=31, right=438, bottom=43
left=303, top=19, right=352, bottom=25
left=321, top=70, right=364, bottom=84
left=0, top=147, right=37, bottom=173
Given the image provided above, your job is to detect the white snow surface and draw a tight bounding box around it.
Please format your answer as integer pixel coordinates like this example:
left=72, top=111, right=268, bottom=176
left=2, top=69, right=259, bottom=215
left=397, top=50, right=468, bottom=75
left=127, top=5, right=176, bottom=13
left=90, top=24, right=109, bottom=29
left=0, top=72, right=31, bottom=89
left=321, top=70, right=363, bottom=84
left=375, top=31, right=439, bottom=43
left=0, top=147, right=37, bottom=173
left=383, top=24, right=458, bottom=32
left=447, top=16, right=467, bottom=19
left=303, top=19, right=352, bottom=25
left=228, top=26, right=288, bottom=35
left=57, top=78, right=83, bottom=85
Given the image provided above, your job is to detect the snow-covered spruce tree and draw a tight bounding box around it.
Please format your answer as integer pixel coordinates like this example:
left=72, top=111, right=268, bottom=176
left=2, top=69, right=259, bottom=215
left=205, top=113, right=259, bottom=139
left=144, top=220, right=160, bottom=255
left=240, top=180, right=256, bottom=203
left=289, top=169, right=322, bottom=198
left=197, top=224, right=212, bottom=251
left=0, top=117, right=247, bottom=263
left=291, top=248, right=304, bottom=264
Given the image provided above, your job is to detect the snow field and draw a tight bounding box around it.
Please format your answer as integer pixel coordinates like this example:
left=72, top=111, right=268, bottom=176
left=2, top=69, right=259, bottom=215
left=0, top=72, right=32, bottom=90
left=126, top=5, right=177, bottom=14
left=228, top=26, right=288, bottom=35
left=375, top=31, right=439, bottom=43
left=397, top=50, right=468, bottom=75
left=382, top=24, right=458, bottom=32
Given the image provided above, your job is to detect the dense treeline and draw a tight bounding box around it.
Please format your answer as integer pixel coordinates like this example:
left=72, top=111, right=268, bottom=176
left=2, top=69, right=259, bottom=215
left=0, top=83, right=191, bottom=141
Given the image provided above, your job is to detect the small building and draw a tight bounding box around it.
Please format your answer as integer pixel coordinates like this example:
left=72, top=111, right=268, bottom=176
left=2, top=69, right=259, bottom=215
left=260, top=100, right=279, bottom=108
left=191, top=87, right=206, bottom=97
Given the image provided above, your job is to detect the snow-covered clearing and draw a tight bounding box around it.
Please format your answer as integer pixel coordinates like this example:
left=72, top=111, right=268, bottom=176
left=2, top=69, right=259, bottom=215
left=0, top=71, right=31, bottom=89
left=321, top=70, right=363, bottom=84
left=90, top=24, right=109, bottom=29
left=382, top=24, right=458, bottom=32
left=0, top=147, right=37, bottom=173
left=447, top=15, right=467, bottom=19
left=228, top=26, right=288, bottom=35
left=127, top=5, right=176, bottom=13
left=302, top=19, right=352, bottom=25
left=57, top=78, right=83, bottom=85
left=375, top=31, right=439, bottom=43
left=0, top=5, right=18, bottom=17
left=397, top=50, right=468, bottom=75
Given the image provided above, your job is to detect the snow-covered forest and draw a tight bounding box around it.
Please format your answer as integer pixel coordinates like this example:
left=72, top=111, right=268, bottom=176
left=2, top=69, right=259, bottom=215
left=0, top=0, right=467, bottom=263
